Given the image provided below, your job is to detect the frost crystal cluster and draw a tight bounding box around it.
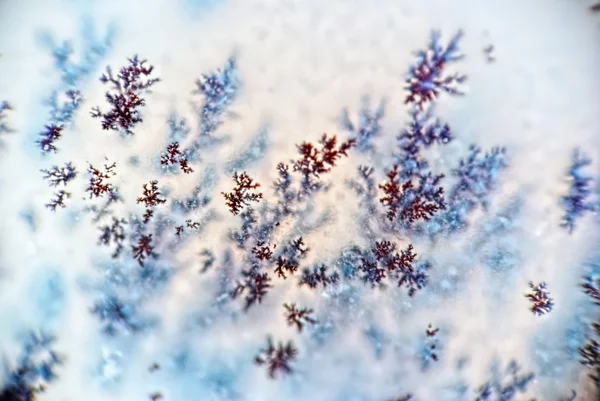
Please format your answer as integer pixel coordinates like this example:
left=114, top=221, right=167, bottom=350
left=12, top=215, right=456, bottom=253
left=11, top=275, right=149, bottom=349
left=0, top=2, right=599, bottom=401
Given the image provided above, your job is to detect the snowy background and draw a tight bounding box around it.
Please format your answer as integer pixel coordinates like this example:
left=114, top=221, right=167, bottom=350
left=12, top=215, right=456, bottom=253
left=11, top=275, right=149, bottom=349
left=0, top=0, right=599, bottom=400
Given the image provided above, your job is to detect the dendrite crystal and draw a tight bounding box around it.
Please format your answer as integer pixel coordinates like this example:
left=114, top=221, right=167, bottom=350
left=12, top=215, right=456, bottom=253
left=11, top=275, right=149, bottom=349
left=91, top=55, right=160, bottom=135
left=525, top=282, right=554, bottom=315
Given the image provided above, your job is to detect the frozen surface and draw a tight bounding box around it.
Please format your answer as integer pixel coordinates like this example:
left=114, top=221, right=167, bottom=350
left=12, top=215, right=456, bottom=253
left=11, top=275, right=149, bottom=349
left=0, top=0, right=599, bottom=400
